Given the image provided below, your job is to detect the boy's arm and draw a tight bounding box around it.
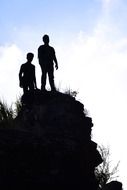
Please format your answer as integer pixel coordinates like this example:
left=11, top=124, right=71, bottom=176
left=34, top=78, right=37, bottom=89
left=38, top=47, right=41, bottom=65
left=33, top=66, right=37, bottom=88
left=54, top=55, right=58, bottom=70
left=19, top=65, right=23, bottom=87
left=53, top=49, right=58, bottom=70
left=19, top=66, right=22, bottom=80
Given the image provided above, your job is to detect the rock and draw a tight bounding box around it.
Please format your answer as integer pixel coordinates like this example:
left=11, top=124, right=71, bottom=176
left=102, top=181, right=123, bottom=190
left=0, top=90, right=102, bottom=189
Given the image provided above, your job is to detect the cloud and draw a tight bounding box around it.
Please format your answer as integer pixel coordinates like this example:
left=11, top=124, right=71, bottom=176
left=101, top=0, right=113, bottom=6
left=100, top=0, right=118, bottom=11
left=55, top=15, right=127, bottom=188
left=0, top=44, right=23, bottom=105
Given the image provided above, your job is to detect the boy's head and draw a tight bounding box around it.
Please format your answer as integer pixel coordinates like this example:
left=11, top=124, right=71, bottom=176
left=26, top=52, right=34, bottom=62
left=42, top=34, right=49, bottom=44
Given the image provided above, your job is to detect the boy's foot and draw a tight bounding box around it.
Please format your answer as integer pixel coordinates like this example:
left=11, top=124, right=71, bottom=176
left=41, top=86, right=46, bottom=91
left=51, top=87, right=56, bottom=92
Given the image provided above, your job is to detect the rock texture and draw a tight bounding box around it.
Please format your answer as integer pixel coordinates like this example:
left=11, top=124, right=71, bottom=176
left=0, top=90, right=102, bottom=189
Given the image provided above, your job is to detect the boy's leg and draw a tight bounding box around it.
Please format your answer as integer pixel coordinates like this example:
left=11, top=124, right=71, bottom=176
left=48, top=66, right=56, bottom=91
left=41, top=67, right=47, bottom=90
left=23, top=85, right=28, bottom=94
left=29, top=83, right=34, bottom=92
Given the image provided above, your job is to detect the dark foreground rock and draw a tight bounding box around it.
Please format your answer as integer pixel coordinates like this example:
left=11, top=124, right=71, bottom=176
left=0, top=90, right=102, bottom=189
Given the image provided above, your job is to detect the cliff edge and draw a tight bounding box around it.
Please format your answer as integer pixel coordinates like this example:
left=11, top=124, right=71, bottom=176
left=0, top=90, right=102, bottom=189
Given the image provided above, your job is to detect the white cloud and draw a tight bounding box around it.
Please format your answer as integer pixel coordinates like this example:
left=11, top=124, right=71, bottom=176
left=55, top=19, right=127, bottom=188
left=0, top=44, right=23, bottom=105
left=100, top=0, right=118, bottom=11
left=101, top=0, right=113, bottom=6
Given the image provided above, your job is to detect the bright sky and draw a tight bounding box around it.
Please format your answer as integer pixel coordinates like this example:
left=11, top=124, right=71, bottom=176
left=0, top=0, right=127, bottom=188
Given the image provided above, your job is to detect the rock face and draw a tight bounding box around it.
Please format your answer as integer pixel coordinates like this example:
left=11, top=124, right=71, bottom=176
left=0, top=90, right=102, bottom=189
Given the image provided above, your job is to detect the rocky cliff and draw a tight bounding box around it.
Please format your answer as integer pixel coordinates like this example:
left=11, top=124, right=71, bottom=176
left=0, top=90, right=102, bottom=189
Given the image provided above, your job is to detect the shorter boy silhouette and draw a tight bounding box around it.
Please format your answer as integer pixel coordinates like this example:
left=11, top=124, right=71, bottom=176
left=19, top=52, right=37, bottom=94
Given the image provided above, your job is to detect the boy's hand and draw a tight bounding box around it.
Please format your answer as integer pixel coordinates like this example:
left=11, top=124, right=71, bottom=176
left=19, top=82, right=23, bottom=88
left=34, top=84, right=37, bottom=89
left=55, top=64, right=58, bottom=70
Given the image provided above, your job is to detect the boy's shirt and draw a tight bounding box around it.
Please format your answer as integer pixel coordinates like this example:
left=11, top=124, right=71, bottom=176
left=38, top=45, right=55, bottom=66
left=19, top=62, right=35, bottom=85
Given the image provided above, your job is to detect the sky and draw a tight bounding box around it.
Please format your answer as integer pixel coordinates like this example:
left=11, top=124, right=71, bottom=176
left=0, top=0, right=127, bottom=188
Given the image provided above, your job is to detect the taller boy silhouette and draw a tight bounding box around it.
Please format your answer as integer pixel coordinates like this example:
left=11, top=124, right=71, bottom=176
left=38, top=34, right=58, bottom=91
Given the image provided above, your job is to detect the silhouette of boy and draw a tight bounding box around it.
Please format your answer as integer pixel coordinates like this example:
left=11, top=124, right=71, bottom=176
left=19, top=52, right=37, bottom=94
left=38, top=34, right=58, bottom=91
